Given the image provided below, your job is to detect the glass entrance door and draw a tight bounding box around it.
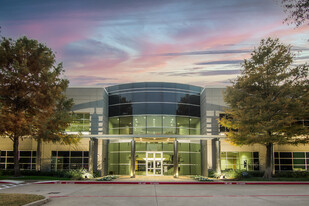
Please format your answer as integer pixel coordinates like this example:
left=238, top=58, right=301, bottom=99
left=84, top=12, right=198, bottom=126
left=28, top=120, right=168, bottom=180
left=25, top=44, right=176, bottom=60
left=146, top=152, right=163, bottom=176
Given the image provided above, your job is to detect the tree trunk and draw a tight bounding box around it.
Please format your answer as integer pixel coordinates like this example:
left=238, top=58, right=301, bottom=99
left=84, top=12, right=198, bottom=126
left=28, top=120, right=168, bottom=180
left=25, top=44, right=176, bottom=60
left=36, top=139, right=42, bottom=171
left=263, top=142, right=273, bottom=180
left=13, top=137, right=20, bottom=176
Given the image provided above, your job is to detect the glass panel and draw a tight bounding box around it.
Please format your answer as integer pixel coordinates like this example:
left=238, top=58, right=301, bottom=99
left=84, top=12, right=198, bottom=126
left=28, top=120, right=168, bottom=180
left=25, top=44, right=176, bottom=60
left=146, top=92, right=162, bottom=102
left=119, top=116, right=133, bottom=127
left=133, top=92, right=146, bottom=102
left=280, top=152, right=292, bottom=158
left=109, top=105, right=119, bottom=117
left=176, top=104, right=189, bottom=116
left=176, top=93, right=190, bottom=103
left=119, top=104, right=132, bottom=115
left=189, top=105, right=200, bottom=117
left=146, top=103, right=162, bottom=114
left=293, top=152, right=305, bottom=158
left=280, top=159, right=292, bottom=164
left=162, top=103, right=177, bottom=115
left=163, top=116, right=176, bottom=134
left=58, top=151, right=69, bottom=157
left=162, top=92, right=176, bottom=102
left=109, top=95, right=120, bottom=105
left=147, top=116, right=162, bottom=134
left=119, top=127, right=133, bottom=134
left=119, top=93, right=132, bottom=103
left=147, top=143, right=163, bottom=151
left=190, top=144, right=200, bottom=152
left=189, top=95, right=200, bottom=105
left=71, top=151, right=82, bottom=157
left=136, top=143, right=146, bottom=151
left=293, top=159, right=305, bottom=164
left=163, top=143, right=173, bottom=151
left=132, top=103, right=147, bottom=115
left=133, top=116, right=146, bottom=135
left=178, top=143, right=189, bottom=152
left=109, top=117, right=119, bottom=130
left=120, top=143, right=131, bottom=151
left=20, top=151, right=31, bottom=156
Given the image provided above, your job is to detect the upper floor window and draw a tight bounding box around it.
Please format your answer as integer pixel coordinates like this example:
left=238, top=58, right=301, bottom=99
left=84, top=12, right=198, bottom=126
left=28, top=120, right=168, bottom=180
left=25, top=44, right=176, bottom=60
left=65, top=113, right=90, bottom=132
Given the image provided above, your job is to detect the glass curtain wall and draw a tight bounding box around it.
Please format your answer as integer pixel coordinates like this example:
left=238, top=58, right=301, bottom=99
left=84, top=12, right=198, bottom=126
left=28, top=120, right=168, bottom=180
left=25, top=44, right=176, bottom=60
left=178, top=142, right=201, bottom=175
left=109, top=115, right=200, bottom=135
left=108, top=142, right=131, bottom=175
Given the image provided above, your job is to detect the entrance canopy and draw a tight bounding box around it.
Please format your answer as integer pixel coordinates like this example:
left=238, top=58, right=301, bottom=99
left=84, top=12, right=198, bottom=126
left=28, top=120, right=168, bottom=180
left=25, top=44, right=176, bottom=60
left=82, top=134, right=225, bottom=140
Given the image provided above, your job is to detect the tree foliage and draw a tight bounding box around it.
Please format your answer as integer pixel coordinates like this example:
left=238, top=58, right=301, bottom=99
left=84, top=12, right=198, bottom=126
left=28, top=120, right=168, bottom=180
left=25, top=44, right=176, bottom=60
left=220, top=38, right=309, bottom=178
left=0, top=36, right=79, bottom=176
left=282, top=0, right=309, bottom=26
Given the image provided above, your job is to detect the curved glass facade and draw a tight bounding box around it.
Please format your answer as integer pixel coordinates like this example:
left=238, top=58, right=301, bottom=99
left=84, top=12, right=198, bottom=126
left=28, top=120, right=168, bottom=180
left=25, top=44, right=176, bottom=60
left=107, top=82, right=202, bottom=135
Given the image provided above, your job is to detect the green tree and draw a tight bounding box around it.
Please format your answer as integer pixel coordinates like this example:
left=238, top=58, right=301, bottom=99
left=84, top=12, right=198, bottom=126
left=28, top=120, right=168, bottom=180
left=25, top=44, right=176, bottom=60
left=220, top=38, right=309, bottom=179
left=281, top=0, right=309, bottom=27
left=0, top=36, right=79, bottom=176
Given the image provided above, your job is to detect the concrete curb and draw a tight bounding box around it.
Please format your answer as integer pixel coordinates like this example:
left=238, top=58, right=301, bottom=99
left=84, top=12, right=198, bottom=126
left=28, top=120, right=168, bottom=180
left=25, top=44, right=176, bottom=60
left=23, top=197, right=50, bottom=206
left=34, top=181, right=309, bottom=185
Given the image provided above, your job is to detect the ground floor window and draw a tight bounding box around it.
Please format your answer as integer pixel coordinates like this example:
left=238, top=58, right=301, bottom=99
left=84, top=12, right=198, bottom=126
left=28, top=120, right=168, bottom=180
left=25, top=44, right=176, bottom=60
left=274, top=152, right=309, bottom=171
left=0, top=151, right=36, bottom=170
left=221, top=152, right=259, bottom=171
left=108, top=142, right=131, bottom=175
left=178, top=142, right=201, bottom=175
left=51, top=151, right=89, bottom=171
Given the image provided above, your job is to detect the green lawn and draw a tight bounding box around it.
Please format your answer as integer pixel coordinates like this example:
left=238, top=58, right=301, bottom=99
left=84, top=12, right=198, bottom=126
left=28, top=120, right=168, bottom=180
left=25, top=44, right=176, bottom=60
left=0, top=193, right=45, bottom=206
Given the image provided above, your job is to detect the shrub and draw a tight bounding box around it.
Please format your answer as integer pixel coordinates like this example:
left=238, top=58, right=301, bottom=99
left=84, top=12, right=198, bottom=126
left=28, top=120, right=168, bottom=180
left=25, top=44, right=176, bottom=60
left=274, top=171, right=309, bottom=178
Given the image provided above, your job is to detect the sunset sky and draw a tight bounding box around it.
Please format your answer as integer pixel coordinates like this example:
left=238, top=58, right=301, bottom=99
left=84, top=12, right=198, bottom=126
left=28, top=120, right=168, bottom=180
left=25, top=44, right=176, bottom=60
left=1, top=0, right=309, bottom=87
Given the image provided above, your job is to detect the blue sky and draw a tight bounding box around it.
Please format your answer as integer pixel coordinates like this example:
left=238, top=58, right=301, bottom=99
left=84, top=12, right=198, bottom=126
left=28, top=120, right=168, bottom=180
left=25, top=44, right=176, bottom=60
left=1, top=0, right=308, bottom=87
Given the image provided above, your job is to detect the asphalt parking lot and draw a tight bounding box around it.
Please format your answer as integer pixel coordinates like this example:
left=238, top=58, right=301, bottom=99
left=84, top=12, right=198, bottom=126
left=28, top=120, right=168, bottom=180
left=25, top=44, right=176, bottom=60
left=1, top=183, right=309, bottom=206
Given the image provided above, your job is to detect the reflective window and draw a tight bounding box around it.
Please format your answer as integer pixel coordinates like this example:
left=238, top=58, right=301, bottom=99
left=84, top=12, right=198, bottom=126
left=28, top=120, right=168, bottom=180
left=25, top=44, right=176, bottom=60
left=163, top=116, right=176, bottom=135
left=133, top=92, right=146, bottom=102
left=119, top=93, right=132, bottom=103
left=132, top=103, right=147, bottom=114
left=176, top=104, right=189, bottom=116
left=162, top=104, right=177, bottom=115
left=119, top=116, right=132, bottom=127
left=109, top=95, right=120, bottom=105
left=189, top=95, right=200, bottom=105
left=65, top=113, right=90, bottom=132
left=146, top=103, right=162, bottom=114
left=147, top=116, right=162, bottom=134
left=146, top=92, right=162, bottom=102
left=133, top=116, right=147, bottom=134
left=162, top=92, right=176, bottom=102
left=51, top=151, right=88, bottom=171
left=119, top=104, right=132, bottom=115
left=176, top=93, right=189, bottom=104
left=189, top=105, right=200, bottom=117
left=109, top=105, right=119, bottom=117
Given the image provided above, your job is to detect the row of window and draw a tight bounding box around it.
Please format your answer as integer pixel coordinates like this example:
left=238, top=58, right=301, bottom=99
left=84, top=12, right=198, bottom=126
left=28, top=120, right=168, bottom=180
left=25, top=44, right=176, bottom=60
left=51, top=151, right=89, bottom=170
left=109, top=103, right=200, bottom=117
left=106, top=82, right=202, bottom=94
left=109, top=115, right=200, bottom=135
left=65, top=113, right=90, bottom=132
left=0, top=151, right=37, bottom=170
left=221, top=152, right=259, bottom=171
left=274, top=152, right=309, bottom=171
left=109, top=92, right=200, bottom=106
